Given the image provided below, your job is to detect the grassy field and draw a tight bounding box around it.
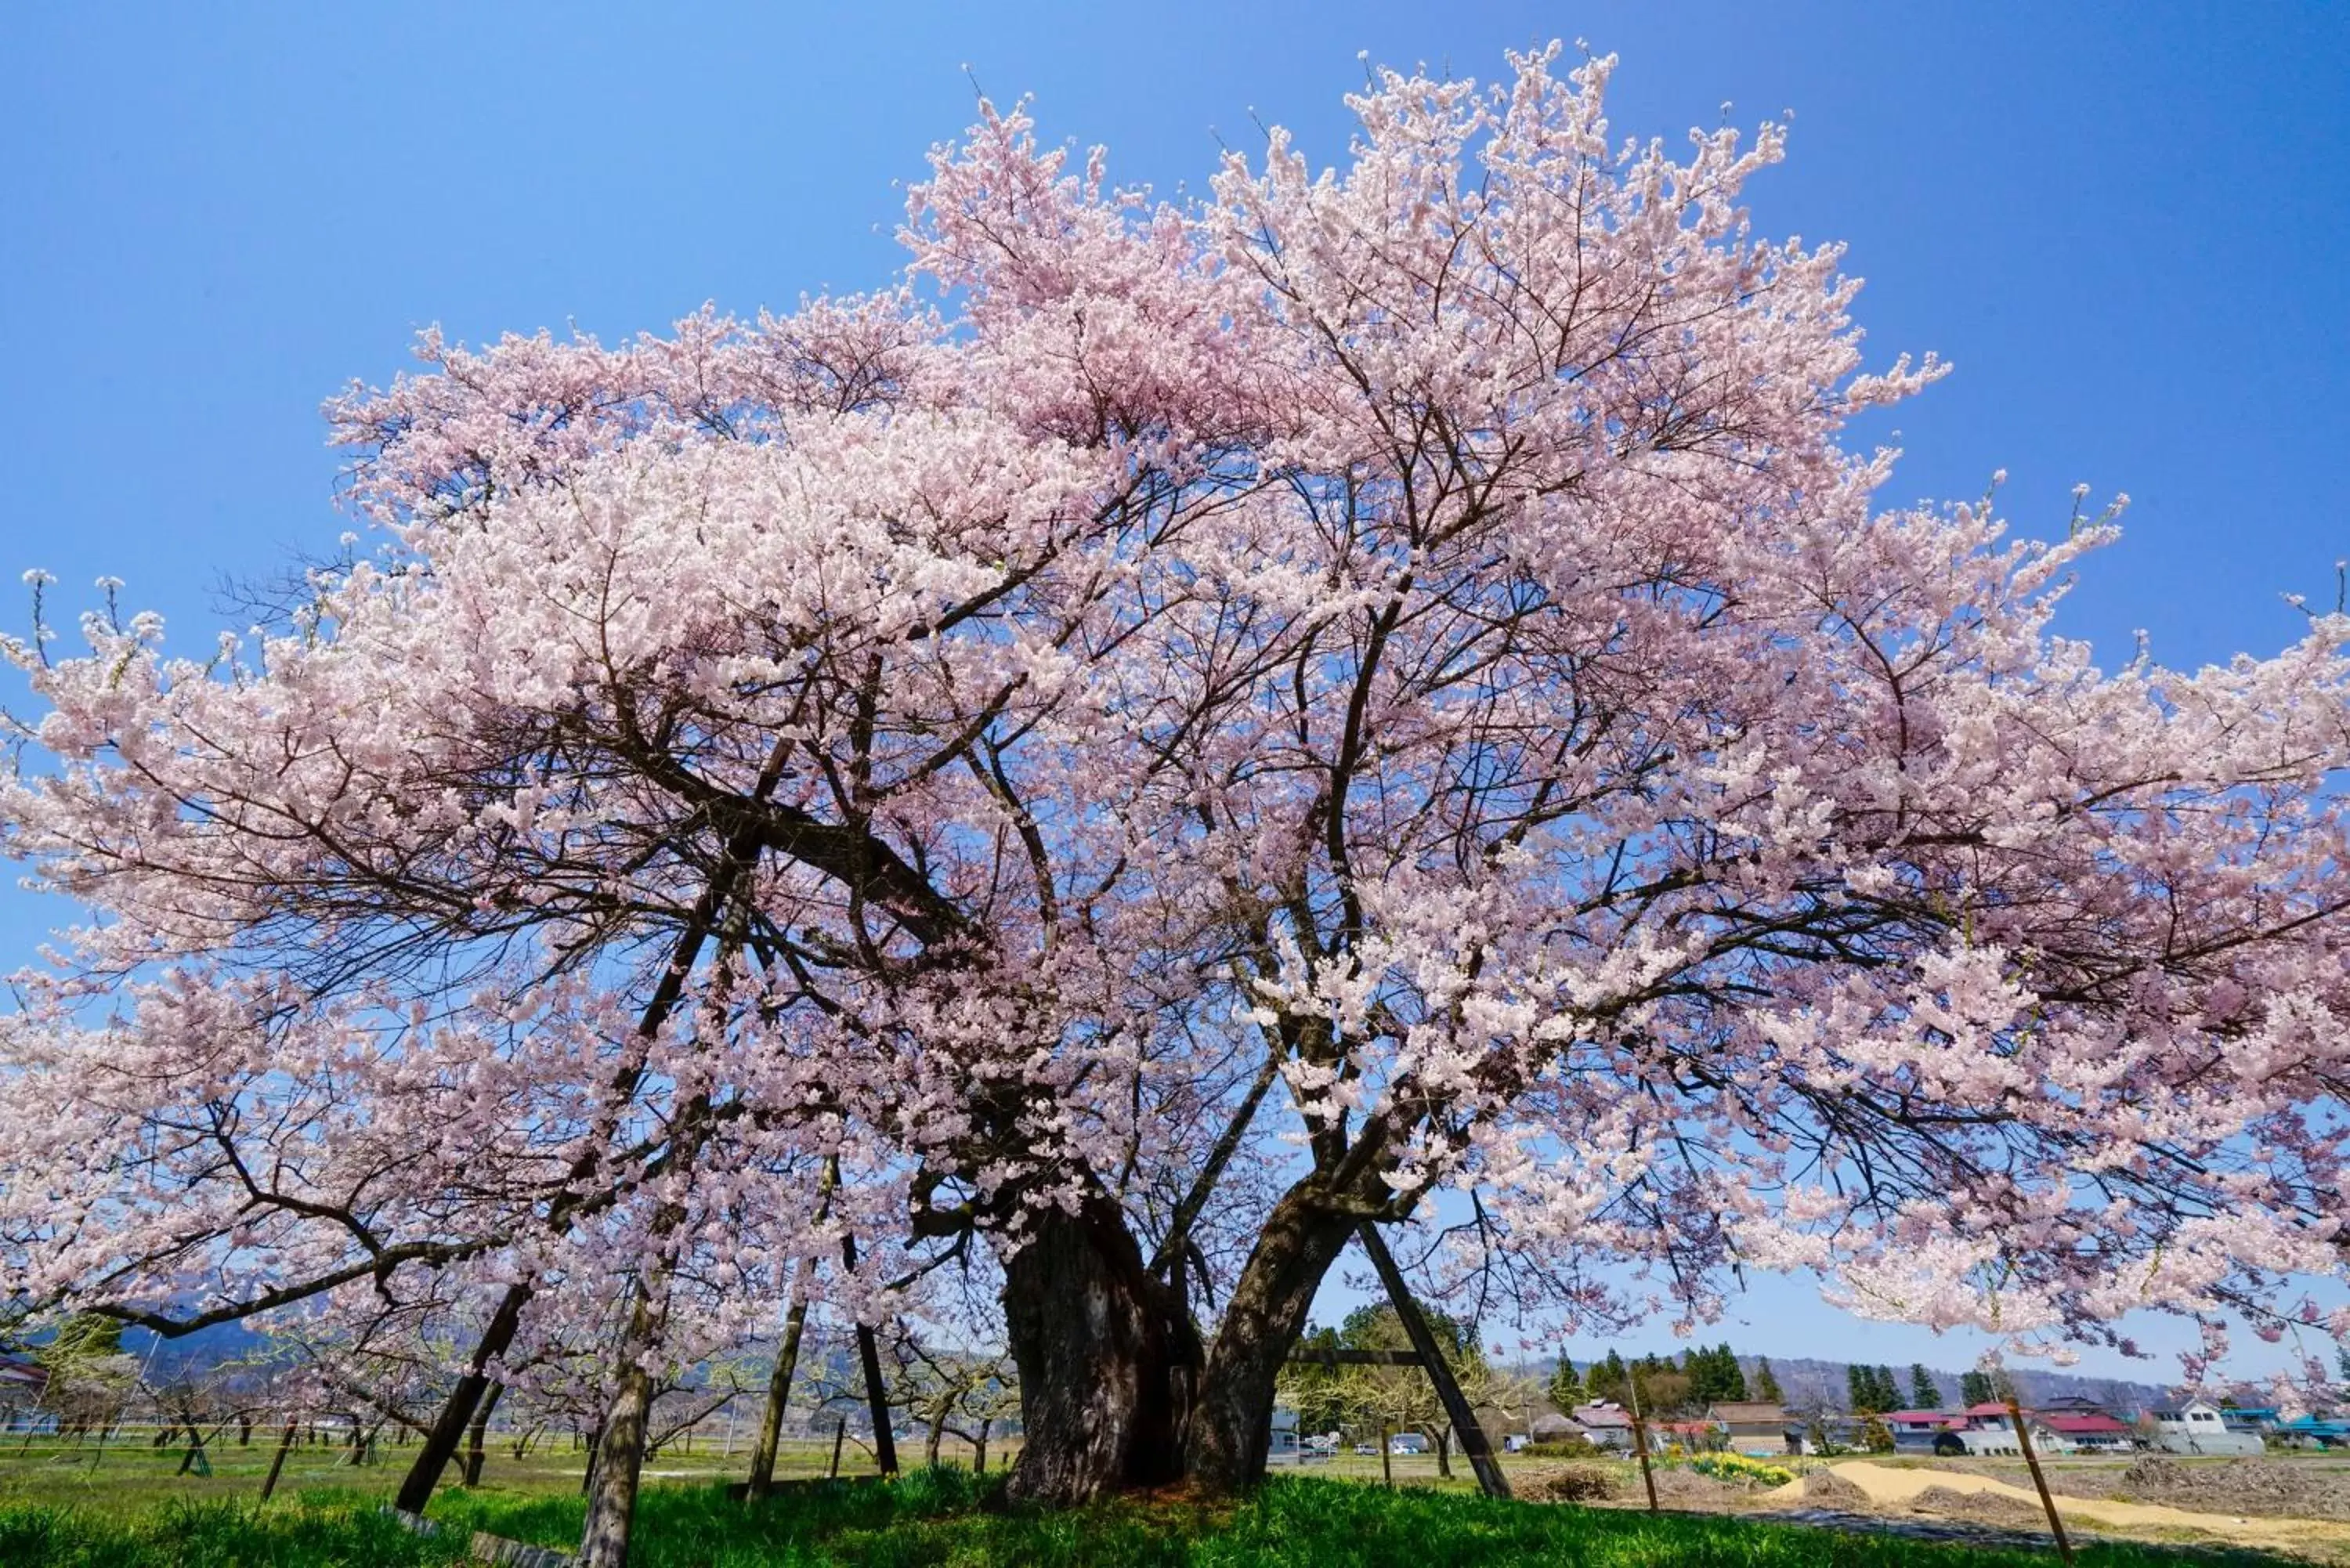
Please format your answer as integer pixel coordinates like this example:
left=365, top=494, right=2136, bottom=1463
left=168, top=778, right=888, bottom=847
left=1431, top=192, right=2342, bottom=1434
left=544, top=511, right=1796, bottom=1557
left=0, top=1427, right=872, bottom=1512
left=0, top=1466, right=2328, bottom=1568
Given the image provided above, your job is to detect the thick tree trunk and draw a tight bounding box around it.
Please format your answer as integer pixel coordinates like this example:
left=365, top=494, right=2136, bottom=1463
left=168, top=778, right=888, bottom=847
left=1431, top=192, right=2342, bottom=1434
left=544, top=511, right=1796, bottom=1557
left=924, top=1415, right=945, bottom=1468
left=394, top=1281, right=530, bottom=1514
left=743, top=1295, right=809, bottom=1500
left=1182, top=1184, right=1360, bottom=1494
left=1000, top=1194, right=1199, bottom=1505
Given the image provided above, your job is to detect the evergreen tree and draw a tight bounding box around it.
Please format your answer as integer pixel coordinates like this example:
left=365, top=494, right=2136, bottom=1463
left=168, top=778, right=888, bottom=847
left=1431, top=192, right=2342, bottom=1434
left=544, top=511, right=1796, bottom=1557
left=1909, top=1364, right=1940, bottom=1411
left=1549, top=1354, right=1585, bottom=1411
left=1846, top=1363, right=1875, bottom=1414
left=1719, top=1344, right=1749, bottom=1402
left=1588, top=1351, right=1630, bottom=1406
left=1960, top=1370, right=1996, bottom=1407
left=1753, top=1357, right=1784, bottom=1403
left=1875, top=1367, right=1901, bottom=1414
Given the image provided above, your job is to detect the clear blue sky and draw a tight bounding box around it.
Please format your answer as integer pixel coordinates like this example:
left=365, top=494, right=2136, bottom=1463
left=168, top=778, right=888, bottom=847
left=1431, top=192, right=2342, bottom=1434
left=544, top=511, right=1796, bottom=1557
left=4, top=3, right=2346, bottom=1390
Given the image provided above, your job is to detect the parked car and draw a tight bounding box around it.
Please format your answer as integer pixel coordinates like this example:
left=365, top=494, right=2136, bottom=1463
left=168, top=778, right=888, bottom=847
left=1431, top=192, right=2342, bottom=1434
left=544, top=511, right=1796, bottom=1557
left=1352, top=1443, right=1379, bottom=1456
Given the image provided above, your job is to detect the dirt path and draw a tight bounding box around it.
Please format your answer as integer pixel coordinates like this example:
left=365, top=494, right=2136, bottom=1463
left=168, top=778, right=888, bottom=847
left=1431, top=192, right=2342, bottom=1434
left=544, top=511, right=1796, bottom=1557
left=1765, top=1461, right=2350, bottom=1559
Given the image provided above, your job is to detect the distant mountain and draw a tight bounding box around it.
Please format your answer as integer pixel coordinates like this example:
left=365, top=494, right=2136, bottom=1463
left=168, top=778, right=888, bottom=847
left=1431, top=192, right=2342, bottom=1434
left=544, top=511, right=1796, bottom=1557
left=1743, top=1355, right=2170, bottom=1416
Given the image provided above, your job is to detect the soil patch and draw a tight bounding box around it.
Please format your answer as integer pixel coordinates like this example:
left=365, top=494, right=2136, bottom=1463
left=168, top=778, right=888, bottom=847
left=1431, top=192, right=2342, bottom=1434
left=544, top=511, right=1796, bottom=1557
left=1765, top=1460, right=2350, bottom=1557
left=2115, top=1457, right=2350, bottom=1523
left=1517, top=1465, right=1618, bottom=1504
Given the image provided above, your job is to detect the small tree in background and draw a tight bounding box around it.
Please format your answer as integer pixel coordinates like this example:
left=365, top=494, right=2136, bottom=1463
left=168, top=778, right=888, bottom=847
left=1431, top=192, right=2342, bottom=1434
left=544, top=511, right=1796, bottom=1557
left=1961, top=1371, right=1998, bottom=1407
left=1753, top=1359, right=1785, bottom=1404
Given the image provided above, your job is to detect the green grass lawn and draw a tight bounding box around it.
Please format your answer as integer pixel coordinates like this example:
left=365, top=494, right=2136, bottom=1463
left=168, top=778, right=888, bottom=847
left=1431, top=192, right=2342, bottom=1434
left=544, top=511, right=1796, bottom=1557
left=0, top=1468, right=2323, bottom=1568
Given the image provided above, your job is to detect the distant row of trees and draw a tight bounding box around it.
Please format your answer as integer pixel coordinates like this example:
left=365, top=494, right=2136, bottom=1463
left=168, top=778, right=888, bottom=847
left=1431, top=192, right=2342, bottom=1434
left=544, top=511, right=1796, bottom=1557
left=1536, top=1347, right=2026, bottom=1421
left=3, top=1309, right=1018, bottom=1487
left=1546, top=1345, right=1784, bottom=1418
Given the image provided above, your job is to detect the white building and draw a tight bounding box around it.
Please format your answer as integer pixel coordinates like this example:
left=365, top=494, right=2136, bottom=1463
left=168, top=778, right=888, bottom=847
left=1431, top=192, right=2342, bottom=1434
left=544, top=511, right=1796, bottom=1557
left=2149, top=1399, right=2264, bottom=1457
left=1267, top=1407, right=1301, bottom=1464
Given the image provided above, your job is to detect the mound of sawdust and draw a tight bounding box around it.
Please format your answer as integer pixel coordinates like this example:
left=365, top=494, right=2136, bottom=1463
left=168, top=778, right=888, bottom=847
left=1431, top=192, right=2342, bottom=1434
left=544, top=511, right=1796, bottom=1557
left=1763, top=1461, right=2350, bottom=1553
left=1909, top=1483, right=2054, bottom=1532
left=1800, top=1468, right=1873, bottom=1508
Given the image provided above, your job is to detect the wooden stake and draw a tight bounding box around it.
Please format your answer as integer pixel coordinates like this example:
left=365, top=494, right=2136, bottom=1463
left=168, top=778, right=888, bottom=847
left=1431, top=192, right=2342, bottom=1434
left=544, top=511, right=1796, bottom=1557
left=1379, top=1420, right=1392, bottom=1487
left=2007, top=1400, right=2075, bottom=1566
left=828, top=1415, right=847, bottom=1479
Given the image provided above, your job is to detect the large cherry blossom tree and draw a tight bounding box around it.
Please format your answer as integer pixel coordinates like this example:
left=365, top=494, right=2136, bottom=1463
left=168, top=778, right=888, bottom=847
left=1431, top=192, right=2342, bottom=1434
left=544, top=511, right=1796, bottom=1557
left=6, top=45, right=2348, bottom=1562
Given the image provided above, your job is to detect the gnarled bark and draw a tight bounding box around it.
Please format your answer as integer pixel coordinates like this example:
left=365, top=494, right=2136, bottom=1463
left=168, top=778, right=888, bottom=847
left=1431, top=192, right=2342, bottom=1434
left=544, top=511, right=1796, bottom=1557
left=1000, top=1194, right=1198, bottom=1505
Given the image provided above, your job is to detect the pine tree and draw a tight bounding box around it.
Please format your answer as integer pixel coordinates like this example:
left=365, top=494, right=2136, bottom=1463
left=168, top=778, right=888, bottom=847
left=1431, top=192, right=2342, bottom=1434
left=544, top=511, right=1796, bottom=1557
left=1588, top=1351, right=1629, bottom=1406
left=1720, top=1344, right=1749, bottom=1402
left=1960, top=1370, right=1996, bottom=1407
left=1549, top=1354, right=1585, bottom=1411
left=1846, top=1364, right=1875, bottom=1414
left=1876, top=1367, right=1900, bottom=1414
left=1754, top=1357, right=1784, bottom=1403
left=1909, top=1364, right=1940, bottom=1411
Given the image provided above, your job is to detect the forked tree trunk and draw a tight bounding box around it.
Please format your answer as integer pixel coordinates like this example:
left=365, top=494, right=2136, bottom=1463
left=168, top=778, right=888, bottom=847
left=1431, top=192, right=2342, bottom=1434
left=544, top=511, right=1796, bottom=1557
left=999, top=1194, right=1198, bottom=1505
left=1182, top=1184, right=1361, bottom=1493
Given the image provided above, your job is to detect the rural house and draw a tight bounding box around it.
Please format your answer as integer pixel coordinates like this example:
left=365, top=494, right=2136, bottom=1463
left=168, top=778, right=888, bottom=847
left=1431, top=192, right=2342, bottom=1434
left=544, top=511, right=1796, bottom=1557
left=1703, top=1402, right=1790, bottom=1456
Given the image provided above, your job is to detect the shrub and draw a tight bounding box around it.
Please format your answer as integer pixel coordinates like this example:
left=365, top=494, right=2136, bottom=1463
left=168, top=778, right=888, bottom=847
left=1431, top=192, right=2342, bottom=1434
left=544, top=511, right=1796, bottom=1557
left=1687, top=1451, right=1796, bottom=1488
left=1517, top=1436, right=1599, bottom=1458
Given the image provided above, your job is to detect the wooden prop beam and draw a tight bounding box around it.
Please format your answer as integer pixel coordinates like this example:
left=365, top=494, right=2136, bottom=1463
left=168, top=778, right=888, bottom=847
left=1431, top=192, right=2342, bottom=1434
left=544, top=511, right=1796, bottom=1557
left=1354, top=1223, right=1512, bottom=1500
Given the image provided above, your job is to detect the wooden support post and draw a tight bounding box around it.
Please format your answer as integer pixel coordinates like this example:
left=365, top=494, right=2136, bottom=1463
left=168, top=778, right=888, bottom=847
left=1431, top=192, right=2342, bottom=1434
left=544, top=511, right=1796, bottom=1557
left=1355, top=1223, right=1511, bottom=1500
left=1627, top=1375, right=1659, bottom=1513
left=1379, top=1420, right=1392, bottom=1487
left=828, top=1415, right=847, bottom=1479
left=2007, top=1400, right=2076, bottom=1566
left=839, top=1183, right=898, bottom=1479
left=259, top=1419, right=299, bottom=1502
